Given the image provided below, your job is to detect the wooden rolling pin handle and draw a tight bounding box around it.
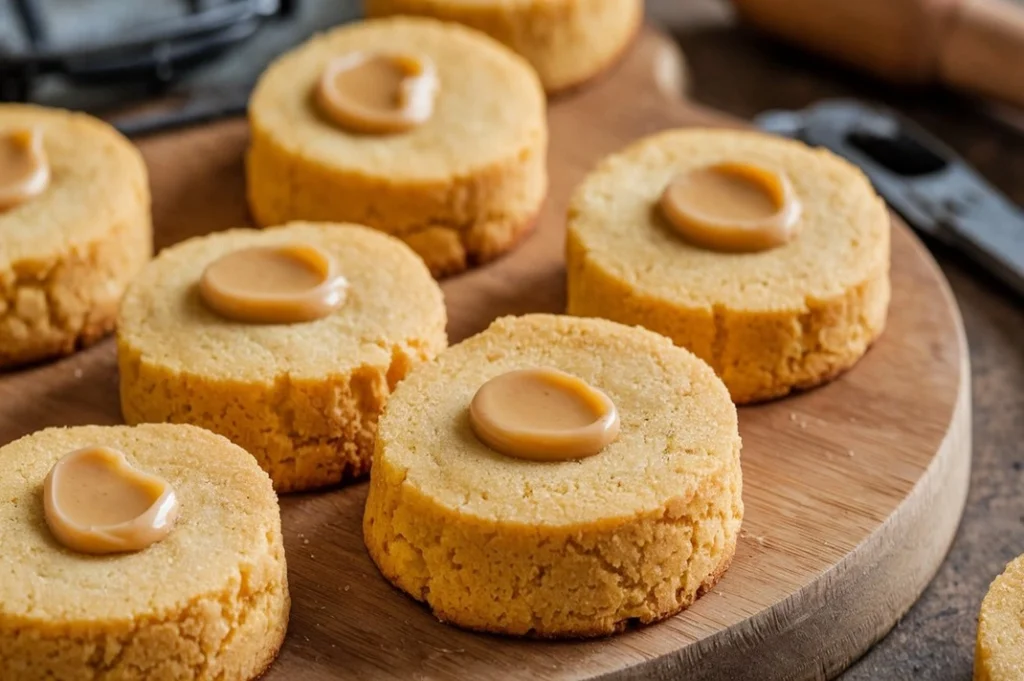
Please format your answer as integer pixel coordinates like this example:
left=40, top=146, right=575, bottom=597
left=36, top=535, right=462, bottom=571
left=940, top=0, right=1024, bottom=109
left=729, top=0, right=962, bottom=82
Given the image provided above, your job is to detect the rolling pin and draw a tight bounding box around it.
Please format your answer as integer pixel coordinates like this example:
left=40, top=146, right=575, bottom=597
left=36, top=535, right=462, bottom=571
left=730, top=0, right=1024, bottom=108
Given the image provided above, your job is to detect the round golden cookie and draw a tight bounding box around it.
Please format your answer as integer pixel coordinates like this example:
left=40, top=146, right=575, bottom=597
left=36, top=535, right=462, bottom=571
left=0, top=424, right=289, bottom=681
left=117, top=221, right=447, bottom=492
left=975, top=554, right=1024, bottom=681
left=0, top=104, right=151, bottom=368
left=363, top=314, right=743, bottom=637
left=364, top=0, right=643, bottom=93
left=247, top=17, right=548, bottom=277
left=566, top=128, right=891, bottom=404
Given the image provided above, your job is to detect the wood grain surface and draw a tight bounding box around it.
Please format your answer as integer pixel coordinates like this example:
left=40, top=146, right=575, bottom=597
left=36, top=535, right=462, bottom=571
left=0, top=26, right=971, bottom=681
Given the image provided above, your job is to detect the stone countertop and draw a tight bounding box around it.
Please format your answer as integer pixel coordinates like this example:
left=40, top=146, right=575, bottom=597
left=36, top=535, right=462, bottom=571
left=646, top=1, right=1024, bottom=679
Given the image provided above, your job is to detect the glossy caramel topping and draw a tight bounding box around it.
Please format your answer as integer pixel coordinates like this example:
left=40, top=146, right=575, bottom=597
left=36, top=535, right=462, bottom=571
left=469, top=367, right=620, bottom=461
left=659, top=161, right=801, bottom=252
left=316, top=51, right=439, bottom=134
left=43, top=446, right=179, bottom=555
left=199, top=243, right=348, bottom=324
left=0, top=128, right=49, bottom=211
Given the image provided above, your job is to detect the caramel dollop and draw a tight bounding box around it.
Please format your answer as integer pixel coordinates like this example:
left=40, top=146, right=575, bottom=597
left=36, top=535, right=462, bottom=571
left=659, top=161, right=801, bottom=252
left=316, top=51, right=439, bottom=134
left=43, top=446, right=179, bottom=555
left=469, top=367, right=620, bottom=461
left=0, top=128, right=49, bottom=211
left=199, top=243, right=348, bottom=324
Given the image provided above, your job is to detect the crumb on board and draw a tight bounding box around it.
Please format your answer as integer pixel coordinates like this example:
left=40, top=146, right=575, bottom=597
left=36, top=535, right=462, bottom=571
left=739, top=529, right=767, bottom=545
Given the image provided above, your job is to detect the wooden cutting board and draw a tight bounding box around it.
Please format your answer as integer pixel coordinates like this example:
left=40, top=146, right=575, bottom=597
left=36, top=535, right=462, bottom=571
left=0, top=26, right=970, bottom=681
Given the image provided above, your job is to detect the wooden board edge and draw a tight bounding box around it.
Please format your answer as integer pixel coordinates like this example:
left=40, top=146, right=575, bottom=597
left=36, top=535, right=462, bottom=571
left=644, top=22, right=692, bottom=102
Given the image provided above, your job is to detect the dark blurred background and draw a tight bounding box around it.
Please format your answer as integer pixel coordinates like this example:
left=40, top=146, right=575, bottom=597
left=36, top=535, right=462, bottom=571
left=0, top=0, right=358, bottom=111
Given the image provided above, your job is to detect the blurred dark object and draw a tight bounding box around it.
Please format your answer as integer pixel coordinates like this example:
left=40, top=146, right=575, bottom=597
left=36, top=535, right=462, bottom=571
left=0, top=0, right=295, bottom=102
left=730, top=0, right=1024, bottom=110
left=759, top=100, right=1024, bottom=299
left=109, top=83, right=255, bottom=137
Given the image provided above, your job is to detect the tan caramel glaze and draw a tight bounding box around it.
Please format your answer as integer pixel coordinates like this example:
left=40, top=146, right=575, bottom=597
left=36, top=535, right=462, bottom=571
left=199, top=243, right=348, bottom=324
left=659, top=161, right=802, bottom=252
left=0, top=128, right=49, bottom=211
left=43, top=446, right=179, bottom=555
left=316, top=51, right=439, bottom=134
left=469, top=367, right=621, bottom=461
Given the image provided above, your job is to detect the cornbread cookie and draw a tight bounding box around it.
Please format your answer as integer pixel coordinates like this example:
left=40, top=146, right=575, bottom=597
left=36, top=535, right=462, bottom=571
left=118, top=221, right=447, bottom=492
left=247, top=17, right=548, bottom=277
left=363, top=314, right=743, bottom=637
left=975, top=554, right=1024, bottom=681
left=364, top=0, right=643, bottom=93
left=0, top=424, right=289, bottom=681
left=566, top=128, right=891, bottom=404
left=0, top=104, right=151, bottom=368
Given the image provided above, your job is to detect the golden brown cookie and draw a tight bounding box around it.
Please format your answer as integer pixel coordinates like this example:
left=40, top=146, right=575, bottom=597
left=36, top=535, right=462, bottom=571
left=247, top=17, right=547, bottom=277
left=0, top=424, right=289, bottom=681
left=117, top=221, right=447, bottom=492
left=364, top=0, right=643, bottom=93
left=566, top=128, right=890, bottom=404
left=975, top=554, right=1024, bottom=681
left=0, top=104, right=151, bottom=368
left=364, top=314, right=743, bottom=637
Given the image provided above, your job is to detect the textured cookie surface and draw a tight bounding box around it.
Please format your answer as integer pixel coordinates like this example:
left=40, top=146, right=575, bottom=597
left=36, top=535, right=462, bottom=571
left=975, top=554, right=1024, bottom=681
left=118, top=221, right=447, bottom=492
left=566, top=128, right=891, bottom=404
left=364, top=0, right=642, bottom=93
left=363, top=314, right=743, bottom=637
left=247, top=17, right=547, bottom=277
left=0, top=104, right=151, bottom=368
left=0, top=424, right=289, bottom=681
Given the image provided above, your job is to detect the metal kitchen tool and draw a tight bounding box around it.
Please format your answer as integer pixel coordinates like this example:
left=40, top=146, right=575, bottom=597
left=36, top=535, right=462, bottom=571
left=1, top=0, right=296, bottom=136
left=757, top=99, right=1024, bottom=298
left=0, top=0, right=294, bottom=101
